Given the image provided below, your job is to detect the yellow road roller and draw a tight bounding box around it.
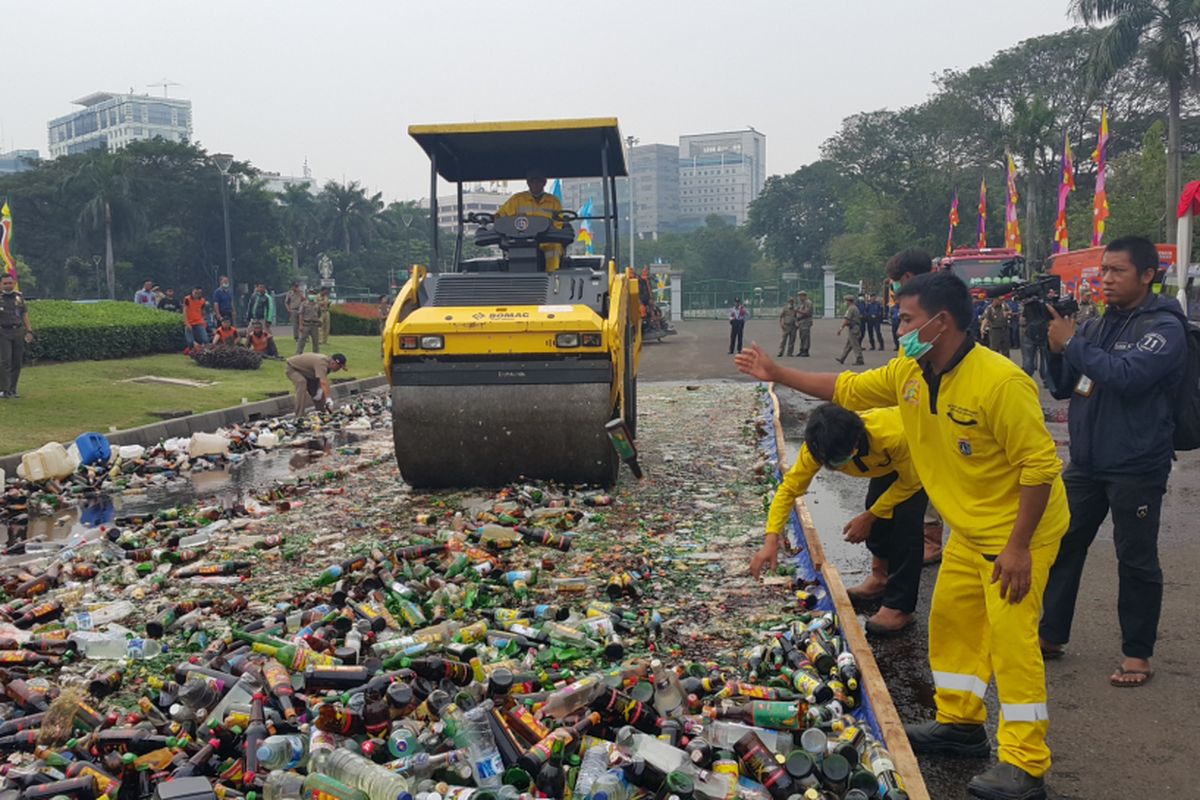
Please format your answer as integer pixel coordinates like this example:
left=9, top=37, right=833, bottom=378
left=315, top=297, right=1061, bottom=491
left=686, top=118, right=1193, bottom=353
left=383, top=118, right=641, bottom=488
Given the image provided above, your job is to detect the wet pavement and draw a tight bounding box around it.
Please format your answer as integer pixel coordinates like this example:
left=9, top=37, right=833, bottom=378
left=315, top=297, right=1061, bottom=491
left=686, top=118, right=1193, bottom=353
left=668, top=318, right=1195, bottom=799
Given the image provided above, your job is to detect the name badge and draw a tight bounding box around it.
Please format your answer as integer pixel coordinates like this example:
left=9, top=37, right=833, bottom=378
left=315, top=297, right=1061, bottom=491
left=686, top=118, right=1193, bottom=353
left=1074, top=374, right=1094, bottom=396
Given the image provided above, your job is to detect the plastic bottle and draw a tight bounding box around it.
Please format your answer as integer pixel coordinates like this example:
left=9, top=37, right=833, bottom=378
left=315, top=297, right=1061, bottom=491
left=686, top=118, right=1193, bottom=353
left=702, top=721, right=792, bottom=756
left=75, top=633, right=163, bottom=660
left=573, top=741, right=611, bottom=799
left=590, top=769, right=632, bottom=800
left=651, top=659, right=686, bottom=717
left=257, top=734, right=308, bottom=770
left=263, top=769, right=369, bottom=800
left=538, top=672, right=606, bottom=719
left=199, top=671, right=260, bottom=731
left=311, top=747, right=413, bottom=800
left=459, top=700, right=505, bottom=788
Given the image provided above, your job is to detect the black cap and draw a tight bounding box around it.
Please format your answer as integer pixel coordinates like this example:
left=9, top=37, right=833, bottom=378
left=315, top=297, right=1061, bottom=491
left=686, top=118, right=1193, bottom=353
left=331, top=353, right=347, bottom=366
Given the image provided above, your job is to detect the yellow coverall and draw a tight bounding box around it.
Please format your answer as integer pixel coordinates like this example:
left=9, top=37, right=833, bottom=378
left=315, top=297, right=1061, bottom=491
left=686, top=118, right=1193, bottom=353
left=496, top=191, right=564, bottom=271
left=833, top=339, right=1068, bottom=778
left=766, top=407, right=921, bottom=535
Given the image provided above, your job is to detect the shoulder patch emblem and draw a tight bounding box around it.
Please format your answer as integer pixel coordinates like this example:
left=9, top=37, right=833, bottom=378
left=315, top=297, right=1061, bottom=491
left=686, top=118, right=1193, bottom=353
left=903, top=379, right=920, bottom=405
left=1137, top=332, right=1166, bottom=353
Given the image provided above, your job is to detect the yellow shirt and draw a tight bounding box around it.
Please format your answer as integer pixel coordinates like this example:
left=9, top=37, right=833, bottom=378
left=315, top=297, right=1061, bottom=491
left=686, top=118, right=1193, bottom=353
left=496, top=191, right=564, bottom=271
left=766, top=407, right=921, bottom=535
left=833, top=341, right=1068, bottom=554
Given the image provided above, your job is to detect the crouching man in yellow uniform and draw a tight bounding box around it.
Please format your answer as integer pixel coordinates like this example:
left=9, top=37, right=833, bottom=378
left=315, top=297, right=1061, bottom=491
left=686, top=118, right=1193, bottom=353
left=496, top=168, right=564, bottom=271
left=737, top=270, right=1068, bottom=800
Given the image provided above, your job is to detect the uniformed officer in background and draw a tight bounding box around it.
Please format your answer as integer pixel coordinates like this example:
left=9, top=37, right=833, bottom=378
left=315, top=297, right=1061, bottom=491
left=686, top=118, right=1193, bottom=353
left=0, top=273, right=33, bottom=399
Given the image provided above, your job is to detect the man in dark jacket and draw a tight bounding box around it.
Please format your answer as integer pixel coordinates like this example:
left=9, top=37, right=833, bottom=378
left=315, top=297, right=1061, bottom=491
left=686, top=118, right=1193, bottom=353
left=1039, top=236, right=1187, bottom=688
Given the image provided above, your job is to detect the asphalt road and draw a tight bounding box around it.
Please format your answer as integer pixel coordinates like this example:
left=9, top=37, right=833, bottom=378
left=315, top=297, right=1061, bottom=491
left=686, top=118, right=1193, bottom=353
left=642, top=318, right=1196, bottom=799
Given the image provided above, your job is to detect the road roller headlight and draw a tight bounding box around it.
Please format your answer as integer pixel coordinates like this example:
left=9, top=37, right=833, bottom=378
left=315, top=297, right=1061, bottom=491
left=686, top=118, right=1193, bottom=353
left=555, top=333, right=581, bottom=348
left=581, top=333, right=602, bottom=347
left=420, top=335, right=445, bottom=350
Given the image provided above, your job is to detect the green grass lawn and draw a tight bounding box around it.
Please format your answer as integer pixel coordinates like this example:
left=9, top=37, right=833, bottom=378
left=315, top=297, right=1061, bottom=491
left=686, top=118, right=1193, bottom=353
left=0, top=336, right=384, bottom=456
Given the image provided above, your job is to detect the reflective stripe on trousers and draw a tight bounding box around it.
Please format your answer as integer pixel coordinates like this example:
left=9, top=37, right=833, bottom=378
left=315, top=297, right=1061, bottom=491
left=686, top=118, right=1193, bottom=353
left=927, top=535, right=1061, bottom=778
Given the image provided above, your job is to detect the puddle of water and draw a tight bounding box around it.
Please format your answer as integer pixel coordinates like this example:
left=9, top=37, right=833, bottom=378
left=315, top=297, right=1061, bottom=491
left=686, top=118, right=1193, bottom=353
left=1, top=430, right=369, bottom=550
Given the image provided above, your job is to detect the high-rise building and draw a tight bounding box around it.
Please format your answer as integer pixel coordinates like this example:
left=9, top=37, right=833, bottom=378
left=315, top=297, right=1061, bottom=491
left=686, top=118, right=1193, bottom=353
left=628, top=143, right=680, bottom=239
left=47, top=92, right=193, bottom=158
left=423, top=186, right=513, bottom=230
left=0, top=150, right=39, bottom=175
left=678, top=128, right=766, bottom=228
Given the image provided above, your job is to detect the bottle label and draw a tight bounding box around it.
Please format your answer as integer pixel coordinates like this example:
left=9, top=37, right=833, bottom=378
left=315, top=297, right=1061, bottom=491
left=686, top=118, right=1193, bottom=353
left=750, top=701, right=800, bottom=730
left=475, top=752, right=503, bottom=780
left=127, top=639, right=145, bottom=658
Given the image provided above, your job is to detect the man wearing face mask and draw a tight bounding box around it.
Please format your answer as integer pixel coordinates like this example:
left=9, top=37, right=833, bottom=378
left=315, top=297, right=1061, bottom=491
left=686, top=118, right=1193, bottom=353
left=736, top=271, right=1068, bottom=800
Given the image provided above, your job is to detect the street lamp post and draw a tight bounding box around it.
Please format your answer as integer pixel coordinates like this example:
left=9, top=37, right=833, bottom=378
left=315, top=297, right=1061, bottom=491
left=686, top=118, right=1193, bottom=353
left=91, top=255, right=102, bottom=298
left=625, top=136, right=638, bottom=271
left=212, top=153, right=235, bottom=323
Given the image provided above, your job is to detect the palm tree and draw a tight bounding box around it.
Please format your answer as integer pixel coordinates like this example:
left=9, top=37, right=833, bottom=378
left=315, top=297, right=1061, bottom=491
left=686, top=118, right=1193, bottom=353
left=319, top=180, right=383, bottom=253
left=279, top=183, right=319, bottom=273
left=1009, top=94, right=1057, bottom=261
left=1073, top=0, right=1200, bottom=243
left=70, top=153, right=138, bottom=299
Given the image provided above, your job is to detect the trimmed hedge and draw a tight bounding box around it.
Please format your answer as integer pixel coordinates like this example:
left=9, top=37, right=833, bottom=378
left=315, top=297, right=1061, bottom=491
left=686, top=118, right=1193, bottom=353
left=26, top=301, right=183, bottom=362
left=330, top=305, right=381, bottom=336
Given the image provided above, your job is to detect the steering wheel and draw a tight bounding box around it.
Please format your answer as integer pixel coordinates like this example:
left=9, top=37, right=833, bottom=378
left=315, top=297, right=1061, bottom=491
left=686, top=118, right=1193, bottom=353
left=466, top=211, right=495, bottom=225
left=553, top=210, right=579, bottom=223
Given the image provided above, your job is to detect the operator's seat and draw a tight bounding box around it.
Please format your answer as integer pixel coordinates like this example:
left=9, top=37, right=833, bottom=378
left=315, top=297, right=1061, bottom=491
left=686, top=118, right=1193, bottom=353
left=475, top=214, right=575, bottom=273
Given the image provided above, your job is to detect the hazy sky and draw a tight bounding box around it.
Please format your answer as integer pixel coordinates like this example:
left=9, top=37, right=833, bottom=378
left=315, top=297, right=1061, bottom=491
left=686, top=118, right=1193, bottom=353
left=6, top=1, right=1074, bottom=202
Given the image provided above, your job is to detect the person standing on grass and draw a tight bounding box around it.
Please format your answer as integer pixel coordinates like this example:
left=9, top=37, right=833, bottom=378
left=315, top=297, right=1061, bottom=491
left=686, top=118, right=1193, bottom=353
left=212, top=276, right=235, bottom=325
left=285, top=281, right=305, bottom=341
left=1039, top=236, right=1187, bottom=689
left=157, top=288, right=181, bottom=313
left=378, top=294, right=391, bottom=335
left=134, top=279, right=157, bottom=308
left=0, top=273, right=33, bottom=400
left=296, top=290, right=322, bottom=354
left=182, top=287, right=210, bottom=351
left=318, top=288, right=332, bottom=344
left=286, top=352, right=345, bottom=416
left=247, top=282, right=274, bottom=328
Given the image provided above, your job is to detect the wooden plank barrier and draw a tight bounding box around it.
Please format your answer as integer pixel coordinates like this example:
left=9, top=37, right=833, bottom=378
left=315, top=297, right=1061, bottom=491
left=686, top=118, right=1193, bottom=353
left=768, top=383, right=930, bottom=800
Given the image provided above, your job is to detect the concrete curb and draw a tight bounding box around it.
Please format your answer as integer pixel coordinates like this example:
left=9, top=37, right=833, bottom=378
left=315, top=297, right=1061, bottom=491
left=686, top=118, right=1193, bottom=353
left=0, top=375, right=388, bottom=475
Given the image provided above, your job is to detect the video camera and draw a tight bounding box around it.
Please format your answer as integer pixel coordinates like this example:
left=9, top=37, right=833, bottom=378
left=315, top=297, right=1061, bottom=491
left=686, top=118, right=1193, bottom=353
left=984, top=275, right=1078, bottom=322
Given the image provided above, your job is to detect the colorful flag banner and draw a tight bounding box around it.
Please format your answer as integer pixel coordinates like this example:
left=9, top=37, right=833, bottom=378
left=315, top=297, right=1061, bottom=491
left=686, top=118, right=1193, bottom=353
left=946, top=192, right=960, bottom=256
left=1005, top=153, right=1022, bottom=254
left=551, top=179, right=563, bottom=203
left=1054, top=131, right=1076, bottom=254
left=977, top=178, right=988, bottom=249
left=1092, top=107, right=1110, bottom=247
left=0, top=202, right=16, bottom=291
left=577, top=197, right=594, bottom=254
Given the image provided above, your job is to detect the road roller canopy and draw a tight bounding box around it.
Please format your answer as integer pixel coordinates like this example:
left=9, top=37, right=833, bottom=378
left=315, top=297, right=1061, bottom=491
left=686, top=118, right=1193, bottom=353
left=408, top=118, right=628, bottom=182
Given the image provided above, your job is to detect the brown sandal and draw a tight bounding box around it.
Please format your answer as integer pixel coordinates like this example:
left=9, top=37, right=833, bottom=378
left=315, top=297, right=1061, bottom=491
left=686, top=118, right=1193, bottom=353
left=1110, top=666, right=1154, bottom=688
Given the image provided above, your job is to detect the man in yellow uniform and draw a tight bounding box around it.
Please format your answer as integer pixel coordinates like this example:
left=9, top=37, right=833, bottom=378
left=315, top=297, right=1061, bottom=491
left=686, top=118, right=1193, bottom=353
left=750, top=404, right=927, bottom=634
left=736, top=270, right=1067, bottom=800
left=496, top=169, right=564, bottom=271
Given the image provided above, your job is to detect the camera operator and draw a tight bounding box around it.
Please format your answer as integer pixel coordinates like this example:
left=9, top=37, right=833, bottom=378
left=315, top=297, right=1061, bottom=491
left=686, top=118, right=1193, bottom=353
left=1020, top=295, right=1051, bottom=387
left=1039, top=236, right=1187, bottom=688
